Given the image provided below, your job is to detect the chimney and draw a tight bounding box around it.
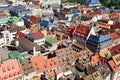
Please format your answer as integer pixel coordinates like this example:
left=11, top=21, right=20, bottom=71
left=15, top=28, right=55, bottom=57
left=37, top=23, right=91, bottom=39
left=33, top=46, right=36, bottom=56
left=15, top=40, right=19, bottom=47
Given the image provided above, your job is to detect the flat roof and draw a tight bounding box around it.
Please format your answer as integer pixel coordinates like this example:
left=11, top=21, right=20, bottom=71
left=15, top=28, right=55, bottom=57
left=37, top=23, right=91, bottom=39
left=0, top=16, right=23, bottom=24
left=45, top=37, right=57, bottom=45
left=9, top=51, right=28, bottom=62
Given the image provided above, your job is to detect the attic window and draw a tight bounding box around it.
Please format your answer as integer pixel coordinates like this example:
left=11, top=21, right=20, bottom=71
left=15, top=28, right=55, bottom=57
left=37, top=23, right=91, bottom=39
left=113, top=66, right=116, bottom=69
left=2, top=68, right=6, bottom=72
left=27, top=67, right=29, bottom=70
left=44, top=65, right=47, bottom=68
left=54, top=62, right=56, bottom=65
left=30, top=66, right=33, bottom=69
left=51, top=59, right=53, bottom=62
left=50, top=63, right=52, bottom=66
left=8, top=66, right=11, bottom=71
left=94, top=74, right=97, bottom=77
left=37, top=67, right=39, bottom=70
left=12, top=66, right=15, bottom=69
left=116, top=58, right=119, bottom=62
left=35, top=62, right=37, bottom=65
left=29, top=62, right=31, bottom=64
left=95, top=73, right=99, bottom=77
left=22, top=64, right=24, bottom=66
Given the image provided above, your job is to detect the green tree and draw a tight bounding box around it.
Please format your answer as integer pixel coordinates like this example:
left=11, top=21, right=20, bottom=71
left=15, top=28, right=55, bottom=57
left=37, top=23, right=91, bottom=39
left=99, top=0, right=120, bottom=8
left=23, top=0, right=31, bottom=5
left=67, top=0, right=88, bottom=5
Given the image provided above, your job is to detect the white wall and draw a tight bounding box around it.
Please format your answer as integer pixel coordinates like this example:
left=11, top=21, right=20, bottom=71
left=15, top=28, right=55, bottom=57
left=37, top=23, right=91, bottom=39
left=112, top=71, right=120, bottom=80
left=40, top=0, right=61, bottom=5
left=34, top=38, right=45, bottom=45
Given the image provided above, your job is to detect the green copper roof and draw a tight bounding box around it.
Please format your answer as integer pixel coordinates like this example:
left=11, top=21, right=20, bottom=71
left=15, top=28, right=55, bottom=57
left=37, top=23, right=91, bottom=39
left=0, top=16, right=23, bottom=24
left=9, top=51, right=27, bottom=62
left=8, top=16, right=23, bottom=22
left=0, top=18, right=9, bottom=24
left=45, top=37, right=57, bottom=45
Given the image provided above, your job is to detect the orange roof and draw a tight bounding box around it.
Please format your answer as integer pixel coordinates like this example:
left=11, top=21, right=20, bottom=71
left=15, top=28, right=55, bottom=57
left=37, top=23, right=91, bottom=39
left=97, top=23, right=111, bottom=29
left=31, top=55, right=59, bottom=73
left=110, top=12, right=120, bottom=18
left=0, top=59, right=23, bottom=80
left=108, top=60, right=119, bottom=72
left=91, top=54, right=100, bottom=65
left=31, top=32, right=45, bottom=39
left=110, top=33, right=120, bottom=40
left=79, top=8, right=92, bottom=11
left=111, top=44, right=120, bottom=54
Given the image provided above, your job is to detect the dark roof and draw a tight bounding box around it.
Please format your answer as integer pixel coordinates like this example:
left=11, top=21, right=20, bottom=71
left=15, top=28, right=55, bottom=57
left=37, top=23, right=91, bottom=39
left=0, top=33, right=3, bottom=39
left=8, top=26, right=26, bottom=32
left=75, top=62, right=86, bottom=71
left=31, top=32, right=44, bottom=39
left=86, top=66, right=97, bottom=74
left=81, top=14, right=93, bottom=21
left=95, top=64, right=112, bottom=79
left=97, top=19, right=109, bottom=24
left=18, top=38, right=41, bottom=51
left=54, top=12, right=67, bottom=20
left=111, top=22, right=120, bottom=29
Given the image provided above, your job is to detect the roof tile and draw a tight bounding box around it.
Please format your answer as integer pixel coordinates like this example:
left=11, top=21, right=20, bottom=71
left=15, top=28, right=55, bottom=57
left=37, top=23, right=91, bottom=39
left=110, top=32, right=120, bottom=40
left=0, top=59, right=23, bottom=80
left=108, top=60, right=119, bottom=72
left=31, top=55, right=59, bottom=73
left=31, top=32, right=45, bottom=39
left=73, top=24, right=90, bottom=39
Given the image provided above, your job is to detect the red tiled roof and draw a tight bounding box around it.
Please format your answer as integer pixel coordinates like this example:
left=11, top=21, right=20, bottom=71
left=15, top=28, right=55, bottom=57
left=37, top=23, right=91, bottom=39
left=73, top=24, right=90, bottom=39
left=66, top=25, right=75, bottom=36
left=31, top=55, right=59, bottom=73
left=30, top=15, right=37, bottom=23
left=110, top=12, right=120, bottom=18
left=111, top=44, right=120, bottom=54
left=0, top=59, right=23, bottom=80
left=91, top=10, right=103, bottom=15
left=98, top=22, right=120, bottom=29
left=110, top=22, right=120, bottom=29
left=16, top=30, right=26, bottom=38
left=31, top=32, right=44, bottom=39
left=110, top=33, right=120, bottom=40
left=108, top=60, right=119, bottom=72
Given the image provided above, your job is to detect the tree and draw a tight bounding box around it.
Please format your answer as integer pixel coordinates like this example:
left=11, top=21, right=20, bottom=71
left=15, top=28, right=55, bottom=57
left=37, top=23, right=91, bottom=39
left=99, top=0, right=120, bottom=8
left=67, top=0, right=88, bottom=5
left=23, top=0, right=31, bottom=5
